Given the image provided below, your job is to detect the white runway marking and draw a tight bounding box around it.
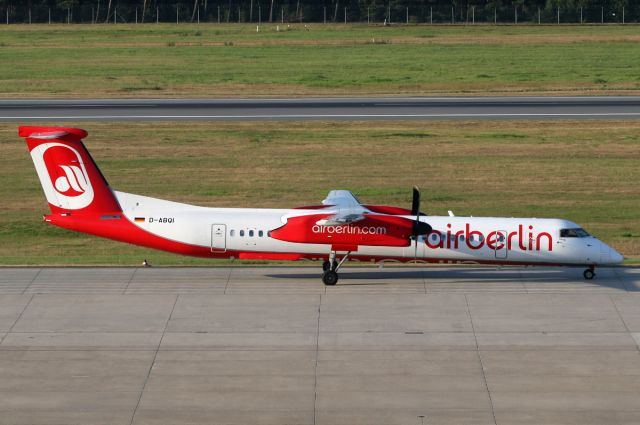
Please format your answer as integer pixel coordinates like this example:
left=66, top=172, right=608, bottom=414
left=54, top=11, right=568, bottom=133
left=4, top=112, right=640, bottom=120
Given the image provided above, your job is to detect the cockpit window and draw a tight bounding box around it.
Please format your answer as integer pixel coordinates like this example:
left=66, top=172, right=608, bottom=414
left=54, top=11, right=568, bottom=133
left=560, top=228, right=590, bottom=238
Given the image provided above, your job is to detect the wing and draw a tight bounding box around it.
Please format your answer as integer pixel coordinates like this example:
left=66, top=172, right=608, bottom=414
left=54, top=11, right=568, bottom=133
left=317, top=190, right=370, bottom=226
left=322, top=190, right=363, bottom=208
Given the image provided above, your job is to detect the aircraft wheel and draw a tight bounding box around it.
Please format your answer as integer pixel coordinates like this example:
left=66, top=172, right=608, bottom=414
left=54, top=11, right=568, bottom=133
left=583, top=268, right=595, bottom=280
left=322, top=271, right=339, bottom=286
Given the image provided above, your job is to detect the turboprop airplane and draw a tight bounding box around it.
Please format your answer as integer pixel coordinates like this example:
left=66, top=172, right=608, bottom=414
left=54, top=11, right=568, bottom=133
left=21, top=126, right=624, bottom=285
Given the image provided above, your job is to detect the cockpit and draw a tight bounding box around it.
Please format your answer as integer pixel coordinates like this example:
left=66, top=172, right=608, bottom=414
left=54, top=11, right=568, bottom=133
left=560, top=228, right=590, bottom=238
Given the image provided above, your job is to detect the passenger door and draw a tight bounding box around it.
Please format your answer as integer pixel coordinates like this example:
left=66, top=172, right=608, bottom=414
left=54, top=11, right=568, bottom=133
left=494, top=230, right=508, bottom=259
left=211, top=224, right=226, bottom=253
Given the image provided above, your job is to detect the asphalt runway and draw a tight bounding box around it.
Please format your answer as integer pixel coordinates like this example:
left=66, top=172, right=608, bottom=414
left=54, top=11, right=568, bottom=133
left=1, top=266, right=639, bottom=425
left=2, top=96, right=640, bottom=121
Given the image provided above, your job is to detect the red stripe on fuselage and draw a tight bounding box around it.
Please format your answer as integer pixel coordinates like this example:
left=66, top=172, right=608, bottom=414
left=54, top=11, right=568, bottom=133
left=46, top=213, right=218, bottom=258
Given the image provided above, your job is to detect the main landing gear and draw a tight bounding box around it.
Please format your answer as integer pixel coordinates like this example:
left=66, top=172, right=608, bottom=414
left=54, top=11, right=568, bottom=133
left=322, top=251, right=351, bottom=286
left=583, top=265, right=596, bottom=280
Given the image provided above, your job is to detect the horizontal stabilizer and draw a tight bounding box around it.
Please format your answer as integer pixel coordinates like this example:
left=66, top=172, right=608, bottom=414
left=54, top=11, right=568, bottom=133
left=19, top=126, right=88, bottom=140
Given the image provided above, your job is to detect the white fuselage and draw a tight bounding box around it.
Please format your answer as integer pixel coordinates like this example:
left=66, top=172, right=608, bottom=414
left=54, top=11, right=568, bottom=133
left=115, top=191, right=623, bottom=266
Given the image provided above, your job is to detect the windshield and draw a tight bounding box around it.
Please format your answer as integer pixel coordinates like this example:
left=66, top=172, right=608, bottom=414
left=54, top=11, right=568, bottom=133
left=560, top=228, right=590, bottom=238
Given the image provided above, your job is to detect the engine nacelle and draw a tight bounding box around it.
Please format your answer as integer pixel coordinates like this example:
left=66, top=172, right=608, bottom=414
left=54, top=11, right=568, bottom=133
left=270, top=213, right=416, bottom=247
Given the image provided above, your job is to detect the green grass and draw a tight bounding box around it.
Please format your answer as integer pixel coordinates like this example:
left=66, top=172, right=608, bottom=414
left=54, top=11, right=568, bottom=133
left=1, top=120, right=638, bottom=265
left=1, top=24, right=640, bottom=97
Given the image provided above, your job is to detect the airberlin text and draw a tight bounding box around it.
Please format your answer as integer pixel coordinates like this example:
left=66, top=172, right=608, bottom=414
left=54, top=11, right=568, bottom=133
left=426, top=223, right=553, bottom=252
left=312, top=225, right=387, bottom=235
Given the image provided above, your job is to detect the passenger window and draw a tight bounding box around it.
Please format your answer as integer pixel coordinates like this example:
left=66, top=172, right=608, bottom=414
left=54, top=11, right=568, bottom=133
left=249, top=230, right=254, bottom=237
left=498, top=234, right=505, bottom=242
left=240, top=230, right=245, bottom=237
left=459, top=235, right=465, bottom=242
left=258, top=230, right=263, bottom=237
left=230, top=229, right=235, bottom=237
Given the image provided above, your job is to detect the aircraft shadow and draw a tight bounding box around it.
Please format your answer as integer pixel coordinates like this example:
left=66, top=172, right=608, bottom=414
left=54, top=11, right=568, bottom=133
left=265, top=267, right=634, bottom=290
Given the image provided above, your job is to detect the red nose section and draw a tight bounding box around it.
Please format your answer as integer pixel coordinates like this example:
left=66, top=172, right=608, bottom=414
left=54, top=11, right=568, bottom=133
left=270, top=214, right=414, bottom=247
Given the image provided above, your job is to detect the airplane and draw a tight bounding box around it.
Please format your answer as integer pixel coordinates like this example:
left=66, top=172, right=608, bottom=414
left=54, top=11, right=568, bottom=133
left=20, top=126, right=624, bottom=285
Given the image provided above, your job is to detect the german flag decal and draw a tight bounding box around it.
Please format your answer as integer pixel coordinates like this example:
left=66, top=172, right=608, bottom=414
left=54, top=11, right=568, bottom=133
left=134, top=217, right=145, bottom=223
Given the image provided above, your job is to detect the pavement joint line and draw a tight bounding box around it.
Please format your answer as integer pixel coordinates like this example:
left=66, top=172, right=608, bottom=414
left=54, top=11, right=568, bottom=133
left=129, top=294, right=179, bottom=425
left=422, top=267, right=427, bottom=294
left=21, top=268, right=42, bottom=295
left=223, top=267, right=233, bottom=295
left=313, top=294, right=322, bottom=425
left=464, top=294, right=498, bottom=425
left=517, top=268, right=529, bottom=294
left=1, top=294, right=35, bottom=347
left=123, top=267, right=139, bottom=294
left=609, top=294, right=634, bottom=339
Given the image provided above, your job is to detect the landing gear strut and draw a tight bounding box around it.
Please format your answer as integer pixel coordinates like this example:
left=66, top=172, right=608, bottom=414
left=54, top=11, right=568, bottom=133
left=322, top=251, right=351, bottom=286
left=583, top=265, right=595, bottom=280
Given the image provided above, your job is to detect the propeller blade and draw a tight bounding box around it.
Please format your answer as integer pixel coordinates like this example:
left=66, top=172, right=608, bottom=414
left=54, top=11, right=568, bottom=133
left=409, top=186, right=434, bottom=262
left=412, top=186, right=421, bottom=262
left=410, top=186, right=432, bottom=235
left=411, top=186, right=420, bottom=216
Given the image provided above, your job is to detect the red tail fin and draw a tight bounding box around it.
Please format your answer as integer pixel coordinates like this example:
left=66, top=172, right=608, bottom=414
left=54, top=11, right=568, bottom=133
left=20, top=126, right=121, bottom=215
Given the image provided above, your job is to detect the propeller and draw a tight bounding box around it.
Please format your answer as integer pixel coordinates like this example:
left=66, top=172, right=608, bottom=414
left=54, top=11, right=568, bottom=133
left=410, top=186, right=432, bottom=261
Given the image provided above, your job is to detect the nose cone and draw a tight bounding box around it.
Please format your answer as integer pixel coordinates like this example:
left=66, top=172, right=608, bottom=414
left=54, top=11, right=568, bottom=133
left=608, top=247, right=624, bottom=264
left=597, top=241, right=624, bottom=265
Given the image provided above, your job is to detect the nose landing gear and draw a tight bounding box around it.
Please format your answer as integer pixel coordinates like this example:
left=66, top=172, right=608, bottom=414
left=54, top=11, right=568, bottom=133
left=322, top=270, right=339, bottom=285
left=322, top=251, right=351, bottom=285
left=583, top=265, right=595, bottom=280
left=322, top=260, right=338, bottom=272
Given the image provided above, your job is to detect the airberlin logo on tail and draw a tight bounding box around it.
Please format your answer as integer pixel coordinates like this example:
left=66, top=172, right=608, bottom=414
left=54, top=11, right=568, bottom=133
left=30, top=142, right=94, bottom=210
left=54, top=165, right=88, bottom=195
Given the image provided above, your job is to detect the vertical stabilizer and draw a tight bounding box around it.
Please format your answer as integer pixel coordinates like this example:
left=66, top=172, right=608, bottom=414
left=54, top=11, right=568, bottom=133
left=20, top=126, right=121, bottom=215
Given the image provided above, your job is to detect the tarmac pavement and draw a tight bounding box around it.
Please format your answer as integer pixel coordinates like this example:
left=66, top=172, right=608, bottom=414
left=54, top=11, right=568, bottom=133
left=0, top=266, right=639, bottom=425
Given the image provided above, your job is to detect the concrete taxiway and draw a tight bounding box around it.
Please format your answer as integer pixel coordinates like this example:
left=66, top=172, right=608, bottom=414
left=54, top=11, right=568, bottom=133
left=1, top=266, right=639, bottom=425
left=2, top=96, right=640, bottom=121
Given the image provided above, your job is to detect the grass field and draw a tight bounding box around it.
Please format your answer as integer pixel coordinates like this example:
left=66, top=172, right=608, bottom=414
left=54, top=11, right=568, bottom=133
left=1, top=24, right=640, bottom=97
left=1, top=120, right=638, bottom=265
